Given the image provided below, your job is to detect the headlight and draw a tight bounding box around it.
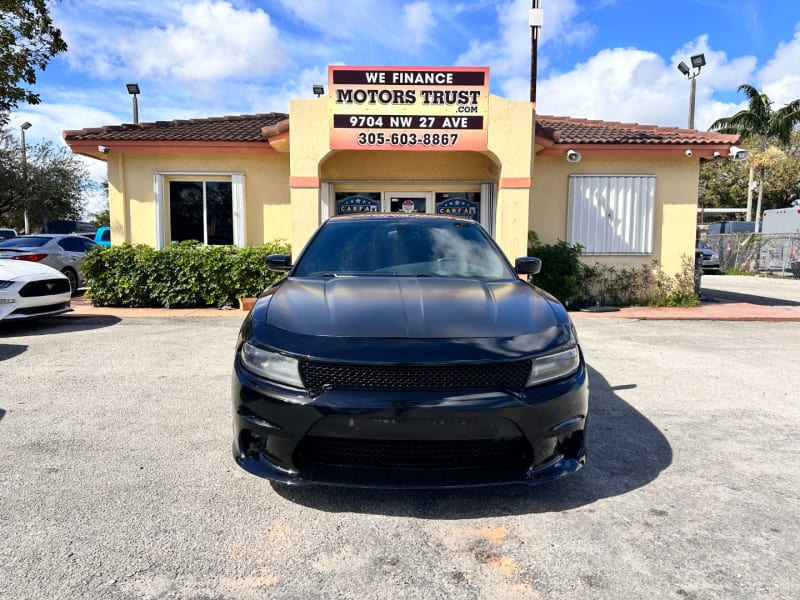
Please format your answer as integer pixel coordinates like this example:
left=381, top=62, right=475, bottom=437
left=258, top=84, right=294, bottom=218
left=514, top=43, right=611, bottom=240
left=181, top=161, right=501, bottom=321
left=239, top=342, right=304, bottom=388
left=526, top=346, right=580, bottom=387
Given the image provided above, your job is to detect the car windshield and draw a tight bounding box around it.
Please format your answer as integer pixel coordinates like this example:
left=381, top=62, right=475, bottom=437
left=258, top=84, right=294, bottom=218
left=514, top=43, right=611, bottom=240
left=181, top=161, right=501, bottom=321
left=293, top=218, right=514, bottom=279
left=0, top=236, right=49, bottom=248
left=697, top=240, right=709, bottom=249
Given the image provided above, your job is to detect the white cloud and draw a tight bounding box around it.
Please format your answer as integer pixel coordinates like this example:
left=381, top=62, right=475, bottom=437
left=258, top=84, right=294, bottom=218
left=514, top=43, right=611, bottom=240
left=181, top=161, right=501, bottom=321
left=533, top=35, right=765, bottom=131
left=536, top=48, right=678, bottom=123
left=134, top=1, right=287, bottom=81
left=276, top=0, right=399, bottom=46
left=759, top=26, right=800, bottom=106
left=456, top=0, right=530, bottom=77
left=403, top=2, right=436, bottom=48
left=61, top=1, right=287, bottom=82
left=456, top=0, right=596, bottom=80
left=671, top=35, right=757, bottom=93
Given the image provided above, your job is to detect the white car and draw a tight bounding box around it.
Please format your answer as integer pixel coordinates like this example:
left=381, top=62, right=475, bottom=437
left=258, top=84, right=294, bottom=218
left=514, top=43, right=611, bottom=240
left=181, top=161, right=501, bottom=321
left=0, top=259, right=72, bottom=321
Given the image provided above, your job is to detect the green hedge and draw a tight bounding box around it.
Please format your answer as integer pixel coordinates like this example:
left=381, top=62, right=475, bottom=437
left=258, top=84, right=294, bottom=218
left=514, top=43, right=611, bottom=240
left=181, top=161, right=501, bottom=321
left=526, top=231, right=699, bottom=308
left=527, top=231, right=585, bottom=305
left=83, top=240, right=290, bottom=308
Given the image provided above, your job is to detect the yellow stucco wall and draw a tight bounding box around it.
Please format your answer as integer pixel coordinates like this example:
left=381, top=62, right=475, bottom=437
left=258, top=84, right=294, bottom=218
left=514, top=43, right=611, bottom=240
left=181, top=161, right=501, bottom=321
left=321, top=151, right=498, bottom=181
left=288, top=98, right=331, bottom=250
left=286, top=94, right=533, bottom=261
left=106, top=152, right=290, bottom=247
left=531, top=154, right=699, bottom=276
left=100, top=94, right=697, bottom=278
left=487, top=95, right=534, bottom=261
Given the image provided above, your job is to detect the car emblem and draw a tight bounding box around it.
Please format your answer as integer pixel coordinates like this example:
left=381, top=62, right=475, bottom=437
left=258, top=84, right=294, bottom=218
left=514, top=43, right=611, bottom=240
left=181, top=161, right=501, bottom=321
left=46, top=283, right=55, bottom=290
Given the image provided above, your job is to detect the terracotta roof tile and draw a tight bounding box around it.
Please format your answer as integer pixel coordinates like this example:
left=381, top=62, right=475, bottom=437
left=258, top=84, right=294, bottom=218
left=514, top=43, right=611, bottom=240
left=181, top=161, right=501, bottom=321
left=64, top=111, right=739, bottom=146
left=535, top=115, right=740, bottom=145
left=63, top=113, right=288, bottom=142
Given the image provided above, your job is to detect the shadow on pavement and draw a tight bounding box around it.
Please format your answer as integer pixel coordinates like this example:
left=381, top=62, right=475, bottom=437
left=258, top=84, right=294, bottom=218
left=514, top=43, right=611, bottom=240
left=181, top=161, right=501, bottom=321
left=0, top=344, right=27, bottom=361
left=700, top=288, right=800, bottom=307
left=271, top=364, right=673, bottom=517
left=0, top=314, right=121, bottom=339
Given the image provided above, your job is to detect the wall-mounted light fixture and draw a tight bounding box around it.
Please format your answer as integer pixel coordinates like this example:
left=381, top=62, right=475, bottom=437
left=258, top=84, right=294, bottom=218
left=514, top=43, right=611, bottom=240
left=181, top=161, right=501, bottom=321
left=312, top=85, right=325, bottom=97
left=126, top=83, right=141, bottom=124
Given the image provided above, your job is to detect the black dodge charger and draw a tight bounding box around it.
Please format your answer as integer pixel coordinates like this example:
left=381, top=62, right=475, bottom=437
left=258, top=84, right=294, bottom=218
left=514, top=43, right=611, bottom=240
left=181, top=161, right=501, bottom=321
left=232, top=213, right=588, bottom=488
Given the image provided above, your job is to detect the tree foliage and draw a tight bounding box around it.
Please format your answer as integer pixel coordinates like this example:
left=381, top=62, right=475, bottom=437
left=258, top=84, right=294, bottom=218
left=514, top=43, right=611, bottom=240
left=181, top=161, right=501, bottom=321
left=708, top=85, right=800, bottom=226
left=710, top=84, right=800, bottom=149
left=700, top=132, right=800, bottom=215
left=0, top=125, right=89, bottom=229
left=0, top=0, right=67, bottom=124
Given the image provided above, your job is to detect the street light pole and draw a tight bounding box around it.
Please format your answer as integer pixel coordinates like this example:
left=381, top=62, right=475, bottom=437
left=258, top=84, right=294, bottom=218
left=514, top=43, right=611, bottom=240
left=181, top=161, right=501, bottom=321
left=20, top=121, right=32, bottom=234
left=677, top=53, right=706, bottom=130
left=126, top=83, right=141, bottom=124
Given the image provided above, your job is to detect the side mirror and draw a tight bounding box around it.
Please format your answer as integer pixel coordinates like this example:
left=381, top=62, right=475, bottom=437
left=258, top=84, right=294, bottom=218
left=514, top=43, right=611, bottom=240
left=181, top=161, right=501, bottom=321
left=515, top=256, right=542, bottom=275
left=266, top=254, right=292, bottom=272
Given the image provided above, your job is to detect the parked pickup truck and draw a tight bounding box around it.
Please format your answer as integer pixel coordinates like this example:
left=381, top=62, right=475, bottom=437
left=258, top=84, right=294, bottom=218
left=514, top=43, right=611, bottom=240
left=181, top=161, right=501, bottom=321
left=94, top=226, right=111, bottom=247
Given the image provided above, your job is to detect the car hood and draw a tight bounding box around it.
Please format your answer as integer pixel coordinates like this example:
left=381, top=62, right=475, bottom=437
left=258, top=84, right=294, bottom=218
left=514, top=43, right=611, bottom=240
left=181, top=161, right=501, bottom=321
left=0, top=259, right=63, bottom=281
left=247, top=277, right=574, bottom=362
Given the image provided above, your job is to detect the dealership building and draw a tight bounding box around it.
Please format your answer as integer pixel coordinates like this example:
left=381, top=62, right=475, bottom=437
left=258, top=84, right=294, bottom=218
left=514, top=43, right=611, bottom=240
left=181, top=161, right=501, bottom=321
left=64, top=66, right=740, bottom=276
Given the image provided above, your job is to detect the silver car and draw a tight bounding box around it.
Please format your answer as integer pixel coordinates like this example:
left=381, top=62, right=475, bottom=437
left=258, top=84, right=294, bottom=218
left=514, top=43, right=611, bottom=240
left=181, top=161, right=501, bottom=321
left=0, top=234, right=100, bottom=293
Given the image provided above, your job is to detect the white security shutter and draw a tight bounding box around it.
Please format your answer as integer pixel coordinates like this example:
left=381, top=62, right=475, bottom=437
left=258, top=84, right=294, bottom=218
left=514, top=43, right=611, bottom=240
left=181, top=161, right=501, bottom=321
left=568, top=175, right=655, bottom=254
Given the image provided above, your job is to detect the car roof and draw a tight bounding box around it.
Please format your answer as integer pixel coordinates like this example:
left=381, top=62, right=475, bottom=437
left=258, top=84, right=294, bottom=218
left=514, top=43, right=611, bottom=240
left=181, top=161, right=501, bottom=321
left=11, top=233, right=82, bottom=239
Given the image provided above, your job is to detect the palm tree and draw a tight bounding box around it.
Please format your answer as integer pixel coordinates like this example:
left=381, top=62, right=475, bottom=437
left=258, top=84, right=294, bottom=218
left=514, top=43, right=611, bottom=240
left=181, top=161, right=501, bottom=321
left=709, top=84, right=800, bottom=231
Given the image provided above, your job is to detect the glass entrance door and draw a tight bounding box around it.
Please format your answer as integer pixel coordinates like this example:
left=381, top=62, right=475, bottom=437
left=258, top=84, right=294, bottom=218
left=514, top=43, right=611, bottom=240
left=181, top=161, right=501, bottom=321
left=385, top=192, right=432, bottom=214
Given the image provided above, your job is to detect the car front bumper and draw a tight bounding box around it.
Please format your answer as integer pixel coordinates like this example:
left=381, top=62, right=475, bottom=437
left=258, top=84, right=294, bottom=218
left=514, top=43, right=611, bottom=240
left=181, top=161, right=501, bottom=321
left=0, top=291, right=71, bottom=321
left=232, top=359, right=588, bottom=488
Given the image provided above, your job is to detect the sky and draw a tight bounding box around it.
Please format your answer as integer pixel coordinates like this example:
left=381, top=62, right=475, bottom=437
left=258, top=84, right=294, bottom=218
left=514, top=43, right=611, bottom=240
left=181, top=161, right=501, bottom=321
left=6, top=0, right=800, bottom=212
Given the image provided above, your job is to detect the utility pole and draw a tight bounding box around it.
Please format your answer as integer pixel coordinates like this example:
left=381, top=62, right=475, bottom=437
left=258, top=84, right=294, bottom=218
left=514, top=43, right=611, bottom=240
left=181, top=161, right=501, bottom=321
left=21, top=121, right=32, bottom=234
left=529, top=1, right=543, bottom=103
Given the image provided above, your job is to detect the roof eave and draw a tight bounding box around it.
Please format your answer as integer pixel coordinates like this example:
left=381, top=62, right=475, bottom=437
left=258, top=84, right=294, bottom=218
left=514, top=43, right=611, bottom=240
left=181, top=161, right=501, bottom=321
left=536, top=142, right=742, bottom=160
left=64, top=139, right=281, bottom=157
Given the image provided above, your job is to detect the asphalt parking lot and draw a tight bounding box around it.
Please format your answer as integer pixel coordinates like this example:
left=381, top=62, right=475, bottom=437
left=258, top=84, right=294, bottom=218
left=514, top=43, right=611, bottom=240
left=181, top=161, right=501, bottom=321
left=1, top=309, right=798, bottom=599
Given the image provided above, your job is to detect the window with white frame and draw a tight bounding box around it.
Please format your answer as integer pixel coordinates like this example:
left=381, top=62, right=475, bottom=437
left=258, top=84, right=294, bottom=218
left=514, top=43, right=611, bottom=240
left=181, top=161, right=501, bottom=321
left=154, top=173, right=245, bottom=249
left=567, top=175, right=655, bottom=254
left=169, top=181, right=233, bottom=245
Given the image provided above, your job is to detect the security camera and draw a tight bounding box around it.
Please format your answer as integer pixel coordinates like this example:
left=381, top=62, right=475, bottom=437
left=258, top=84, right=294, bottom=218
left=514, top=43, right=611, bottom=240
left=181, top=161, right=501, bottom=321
left=566, top=149, right=582, bottom=163
left=684, top=149, right=693, bottom=157
left=729, top=145, right=749, bottom=161
left=713, top=151, right=723, bottom=160
left=97, top=145, right=110, bottom=154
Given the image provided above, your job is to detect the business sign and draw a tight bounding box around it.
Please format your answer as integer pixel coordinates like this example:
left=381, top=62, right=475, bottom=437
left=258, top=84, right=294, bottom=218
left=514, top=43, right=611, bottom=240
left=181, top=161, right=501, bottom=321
left=335, top=194, right=380, bottom=215
left=436, top=196, right=479, bottom=220
left=329, top=66, right=489, bottom=152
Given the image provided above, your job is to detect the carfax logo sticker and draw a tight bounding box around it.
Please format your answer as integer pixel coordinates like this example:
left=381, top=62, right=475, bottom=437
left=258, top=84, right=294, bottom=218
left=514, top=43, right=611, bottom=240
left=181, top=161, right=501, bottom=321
left=328, top=66, right=489, bottom=151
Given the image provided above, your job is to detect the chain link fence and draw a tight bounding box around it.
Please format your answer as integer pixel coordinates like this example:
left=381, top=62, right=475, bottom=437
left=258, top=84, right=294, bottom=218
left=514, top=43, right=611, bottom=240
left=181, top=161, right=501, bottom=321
left=705, top=233, right=800, bottom=277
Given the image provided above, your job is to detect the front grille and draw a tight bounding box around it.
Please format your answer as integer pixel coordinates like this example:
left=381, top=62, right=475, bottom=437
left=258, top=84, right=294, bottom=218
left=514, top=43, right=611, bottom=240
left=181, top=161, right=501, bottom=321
left=294, top=436, right=531, bottom=470
left=18, top=278, right=71, bottom=297
left=12, top=302, right=70, bottom=316
left=299, top=359, right=532, bottom=394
